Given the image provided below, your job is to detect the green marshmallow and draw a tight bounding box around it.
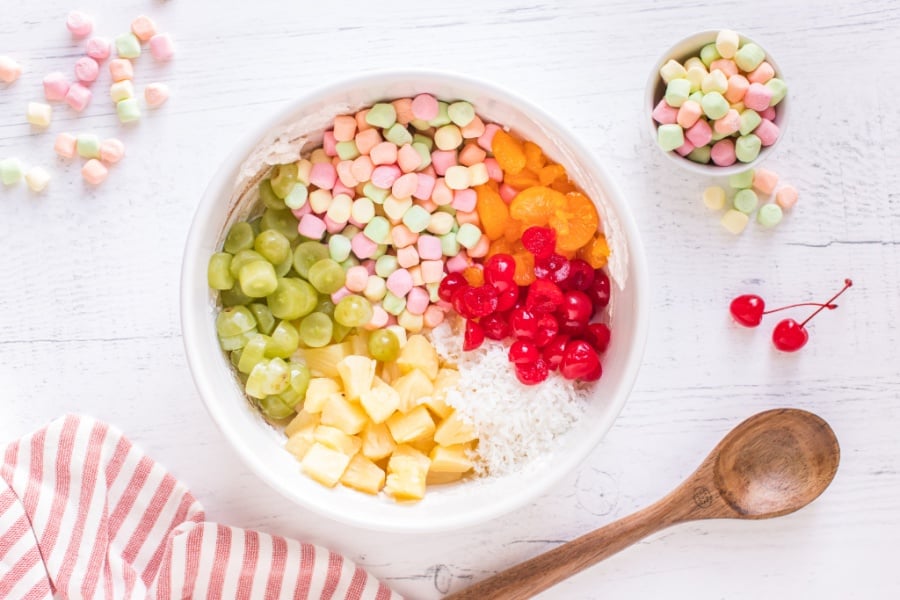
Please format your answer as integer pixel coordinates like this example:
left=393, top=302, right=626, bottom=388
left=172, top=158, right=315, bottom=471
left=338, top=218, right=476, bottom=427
left=657, top=123, right=684, bottom=152
left=335, top=140, right=359, bottom=161
left=700, top=43, right=721, bottom=67
left=372, top=244, right=388, bottom=259
left=363, top=216, right=391, bottom=244
left=365, top=103, right=396, bottom=129
left=409, top=118, right=430, bottom=131
left=426, top=282, right=441, bottom=303
left=739, top=109, right=762, bottom=135
left=76, top=133, right=101, bottom=158
left=412, top=142, right=431, bottom=170
left=340, top=256, right=359, bottom=270
left=328, top=235, right=351, bottom=263
left=448, top=101, right=475, bottom=127
left=729, top=170, right=755, bottom=189
left=687, top=145, right=711, bottom=164
left=688, top=90, right=705, bottom=104
left=701, top=91, right=730, bottom=120
left=757, top=203, right=784, bottom=227
left=362, top=182, right=389, bottom=204
left=384, top=123, right=413, bottom=146
left=284, top=184, right=308, bottom=210
left=440, top=232, right=460, bottom=256
left=735, top=134, right=762, bottom=163
left=375, top=255, right=398, bottom=278
left=766, top=78, right=788, bottom=106
left=710, top=129, right=729, bottom=142
left=664, top=78, right=691, bottom=108
left=412, top=133, right=434, bottom=150
left=428, top=102, right=451, bottom=127
left=342, top=225, right=361, bottom=239
left=0, top=157, right=24, bottom=185
left=402, top=205, right=431, bottom=233
left=382, top=291, right=407, bottom=316
left=456, top=223, right=482, bottom=249
left=115, top=33, right=141, bottom=58
left=116, top=98, right=141, bottom=123
left=733, top=189, right=759, bottom=214
left=734, top=43, right=766, bottom=72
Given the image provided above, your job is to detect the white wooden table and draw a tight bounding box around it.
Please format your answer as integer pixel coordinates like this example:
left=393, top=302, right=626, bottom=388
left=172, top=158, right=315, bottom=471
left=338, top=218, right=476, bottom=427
left=2, top=1, right=898, bottom=598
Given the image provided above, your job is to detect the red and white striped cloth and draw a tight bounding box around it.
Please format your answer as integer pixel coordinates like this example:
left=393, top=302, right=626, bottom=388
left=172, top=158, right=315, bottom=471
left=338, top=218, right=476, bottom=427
left=0, top=415, right=401, bottom=599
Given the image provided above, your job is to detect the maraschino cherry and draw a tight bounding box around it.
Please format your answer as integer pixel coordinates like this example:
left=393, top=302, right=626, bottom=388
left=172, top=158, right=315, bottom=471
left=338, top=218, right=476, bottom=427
left=730, top=293, right=838, bottom=327
left=772, top=279, right=853, bottom=352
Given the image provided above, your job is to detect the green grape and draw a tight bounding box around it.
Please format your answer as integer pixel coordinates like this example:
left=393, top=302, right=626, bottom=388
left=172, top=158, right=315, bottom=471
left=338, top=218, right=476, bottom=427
left=223, top=221, right=255, bottom=254
left=307, top=259, right=346, bottom=294
left=267, top=320, right=300, bottom=358
left=289, top=362, right=311, bottom=398
left=254, top=229, right=291, bottom=265
left=331, top=322, right=352, bottom=343
left=248, top=216, right=262, bottom=237
left=216, top=305, right=257, bottom=337
left=238, top=334, right=270, bottom=374
left=315, top=295, right=336, bottom=317
left=247, top=303, right=275, bottom=335
left=334, top=295, right=374, bottom=328
left=270, top=163, right=298, bottom=199
left=229, top=249, right=266, bottom=279
left=220, top=283, right=253, bottom=307
left=245, top=357, right=291, bottom=399
left=258, top=179, right=285, bottom=210
left=367, top=329, right=400, bottom=362
left=267, top=277, right=317, bottom=320
left=207, top=252, right=235, bottom=290
left=257, top=394, right=294, bottom=420
left=260, top=208, right=300, bottom=242
left=292, top=242, right=329, bottom=279
left=274, top=254, right=293, bottom=277
left=238, top=260, right=278, bottom=297
left=299, top=312, right=334, bottom=348
left=218, top=330, right=256, bottom=351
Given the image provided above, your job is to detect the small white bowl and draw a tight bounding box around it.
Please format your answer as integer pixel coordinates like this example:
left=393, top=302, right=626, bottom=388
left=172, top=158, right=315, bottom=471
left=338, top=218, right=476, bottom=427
left=181, top=70, right=649, bottom=533
left=645, top=30, right=789, bottom=176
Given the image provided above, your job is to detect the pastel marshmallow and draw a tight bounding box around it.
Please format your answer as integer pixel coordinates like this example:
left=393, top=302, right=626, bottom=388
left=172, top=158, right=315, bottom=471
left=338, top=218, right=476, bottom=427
left=715, top=29, right=740, bottom=59
left=676, top=100, right=702, bottom=129
left=416, top=235, right=442, bottom=260
left=396, top=246, right=420, bottom=268
left=131, top=15, right=157, bottom=42
left=66, top=11, right=93, bottom=37
left=413, top=172, right=436, bottom=200
left=775, top=185, right=798, bottom=210
left=747, top=62, right=775, bottom=84
left=754, top=119, right=780, bottom=146
left=708, top=59, right=738, bottom=78
left=81, top=159, right=108, bottom=185
left=74, top=57, right=99, bottom=82
left=26, top=102, right=52, bottom=127
left=298, top=214, right=327, bottom=239
left=420, top=260, right=444, bottom=284
left=351, top=232, right=379, bottom=259
left=149, top=34, right=175, bottom=61
left=109, top=59, right=134, bottom=82
left=65, top=83, right=92, bottom=111
left=43, top=72, right=70, bottom=101
left=86, top=37, right=111, bottom=61
left=451, top=188, right=477, bottom=212
left=724, top=74, right=749, bottom=103
left=714, top=109, right=741, bottom=136
left=411, top=94, right=439, bottom=121
left=392, top=173, right=418, bottom=199
left=431, top=150, right=458, bottom=175
left=371, top=165, right=401, bottom=189
left=752, top=168, right=779, bottom=195
left=651, top=99, right=678, bottom=125
left=144, top=83, right=170, bottom=108
left=0, top=56, right=22, bottom=83
left=25, top=166, right=51, bottom=192
left=386, top=269, right=414, bottom=297
left=405, top=287, right=430, bottom=315
left=743, top=83, right=773, bottom=112
left=309, top=162, right=337, bottom=189
left=710, top=138, right=736, bottom=166
left=99, top=138, right=125, bottom=163
left=344, top=266, right=369, bottom=292
left=54, top=133, right=77, bottom=158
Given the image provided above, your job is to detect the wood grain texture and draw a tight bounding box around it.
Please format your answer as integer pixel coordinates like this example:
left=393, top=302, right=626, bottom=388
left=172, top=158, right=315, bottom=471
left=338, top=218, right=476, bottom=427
left=1, top=1, right=899, bottom=598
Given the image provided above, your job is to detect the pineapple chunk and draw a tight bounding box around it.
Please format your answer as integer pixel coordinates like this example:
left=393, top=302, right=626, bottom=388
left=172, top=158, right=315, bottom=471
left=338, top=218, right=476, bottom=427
left=385, top=445, right=431, bottom=501
left=301, top=442, right=351, bottom=487
left=386, top=405, right=436, bottom=444
left=340, top=454, right=385, bottom=495
left=391, top=369, right=434, bottom=413
left=321, top=393, right=369, bottom=435
left=298, top=341, right=354, bottom=377
left=336, top=355, right=376, bottom=401
left=360, top=422, right=396, bottom=461
left=313, top=425, right=361, bottom=456
left=348, top=333, right=369, bottom=357
left=303, top=378, right=341, bottom=413
left=429, top=444, right=474, bottom=473
left=386, top=325, right=408, bottom=349
left=426, top=471, right=464, bottom=485
left=360, top=376, right=400, bottom=424
left=285, top=432, right=315, bottom=461
left=396, top=334, right=439, bottom=380
left=408, top=436, right=436, bottom=456
left=434, top=410, right=477, bottom=446
left=285, top=409, right=320, bottom=438
left=379, top=360, right=401, bottom=385
left=420, top=368, right=458, bottom=419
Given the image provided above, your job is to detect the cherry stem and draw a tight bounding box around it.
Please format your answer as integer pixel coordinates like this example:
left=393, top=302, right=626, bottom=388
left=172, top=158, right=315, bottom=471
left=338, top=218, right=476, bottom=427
left=762, top=302, right=838, bottom=315
left=799, top=279, right=853, bottom=327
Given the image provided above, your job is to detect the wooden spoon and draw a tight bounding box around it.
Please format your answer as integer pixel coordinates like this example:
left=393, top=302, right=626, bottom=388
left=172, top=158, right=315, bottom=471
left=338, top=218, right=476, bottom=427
left=446, top=408, right=839, bottom=600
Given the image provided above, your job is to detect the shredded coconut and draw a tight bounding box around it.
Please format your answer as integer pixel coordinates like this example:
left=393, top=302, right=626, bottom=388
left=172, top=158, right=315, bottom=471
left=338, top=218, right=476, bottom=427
left=428, top=319, right=589, bottom=477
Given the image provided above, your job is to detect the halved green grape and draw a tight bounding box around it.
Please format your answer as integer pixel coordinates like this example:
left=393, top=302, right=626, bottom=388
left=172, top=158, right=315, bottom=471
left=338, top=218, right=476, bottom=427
left=292, top=242, right=329, bottom=279
left=245, top=357, right=291, bottom=399
left=331, top=322, right=352, bottom=343
left=218, top=329, right=256, bottom=351
left=289, top=362, right=311, bottom=398
left=220, top=283, right=253, bottom=307
left=257, top=394, right=295, bottom=420
left=223, top=221, right=255, bottom=254
left=238, top=334, right=270, bottom=374
left=247, top=303, right=275, bottom=335
left=254, top=229, right=291, bottom=265
left=208, top=252, right=235, bottom=290
left=260, top=208, right=300, bottom=242
left=239, top=260, right=278, bottom=297
left=267, top=320, right=300, bottom=358
left=307, top=259, right=346, bottom=294
left=258, top=179, right=285, bottom=210
left=299, top=312, right=334, bottom=348
left=275, top=386, right=301, bottom=410
left=270, top=163, right=298, bottom=199
left=334, top=295, right=374, bottom=327
left=229, top=249, right=266, bottom=279
left=367, top=328, right=400, bottom=362
left=315, top=296, right=336, bottom=317
left=274, top=254, right=293, bottom=277
left=267, top=277, right=317, bottom=320
left=216, top=305, right=257, bottom=337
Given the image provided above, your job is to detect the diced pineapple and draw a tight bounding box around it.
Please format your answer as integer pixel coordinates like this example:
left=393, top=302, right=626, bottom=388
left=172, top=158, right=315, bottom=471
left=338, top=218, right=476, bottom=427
left=313, top=425, right=361, bottom=456
left=391, top=369, right=434, bottom=413
left=396, top=334, right=439, bottom=380
left=360, top=421, right=396, bottom=461
left=386, top=325, right=407, bottom=349
left=429, top=444, right=474, bottom=473
left=385, top=445, right=431, bottom=501
left=285, top=409, right=320, bottom=438
left=426, top=471, right=464, bottom=485
left=340, top=454, right=385, bottom=495
left=434, top=410, right=477, bottom=446
left=320, top=393, right=369, bottom=435
left=285, top=431, right=315, bottom=461
left=379, top=360, right=400, bottom=385
left=303, top=378, right=341, bottom=413
left=408, top=435, right=436, bottom=456
left=301, top=442, right=351, bottom=487
left=420, top=367, right=458, bottom=419
left=297, top=341, right=354, bottom=377
left=386, top=405, right=436, bottom=444
left=348, top=333, right=369, bottom=357
left=359, top=376, right=400, bottom=424
left=336, top=355, right=376, bottom=401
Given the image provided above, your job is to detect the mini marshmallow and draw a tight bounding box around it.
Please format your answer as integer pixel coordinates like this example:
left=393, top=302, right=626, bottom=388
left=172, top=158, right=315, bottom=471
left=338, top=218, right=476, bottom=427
left=131, top=15, right=157, bottom=42
left=458, top=143, right=486, bottom=167
left=426, top=211, right=455, bottom=236
left=701, top=69, right=728, bottom=94
left=460, top=115, right=485, bottom=139
left=674, top=140, right=695, bottom=157
left=775, top=185, right=798, bottom=210
left=451, top=188, right=477, bottom=212
left=326, top=193, right=353, bottom=224
left=149, top=33, right=175, bottom=61
left=371, top=165, right=401, bottom=189
left=351, top=232, right=379, bottom=259
left=116, top=98, right=141, bottom=123
left=713, top=109, right=740, bottom=136
left=702, top=186, right=727, bottom=210
left=322, top=131, right=337, bottom=156
left=405, top=287, right=430, bottom=315
left=420, top=260, right=444, bottom=284
left=710, top=138, right=736, bottom=166
left=724, top=74, right=749, bottom=103
left=344, top=266, right=369, bottom=293
left=430, top=150, right=458, bottom=176
left=708, top=59, right=738, bottom=78
left=109, top=59, right=134, bottom=82
left=402, top=205, right=431, bottom=233
left=81, top=159, right=108, bottom=185
left=383, top=196, right=412, bottom=222
left=701, top=91, right=730, bottom=120
left=86, top=37, right=111, bottom=61
left=477, top=123, right=501, bottom=152
left=733, top=189, right=759, bottom=214
left=757, top=203, right=783, bottom=227
left=398, top=310, right=424, bottom=333
left=298, top=214, right=327, bottom=240
left=99, top=138, right=125, bottom=164
left=657, top=123, right=684, bottom=152
left=766, top=78, right=787, bottom=106
left=444, top=165, right=470, bottom=190
left=467, top=163, right=489, bottom=186
left=752, top=168, right=779, bottom=195
left=43, top=72, right=69, bottom=101
left=397, top=143, right=423, bottom=173
left=456, top=223, right=482, bottom=249
left=0, top=56, right=22, bottom=83
left=74, top=57, right=99, bottom=82
left=110, top=80, right=135, bottom=102
left=363, top=216, right=391, bottom=244
left=685, top=119, right=713, bottom=147
left=664, top=78, right=691, bottom=108
left=743, top=83, right=773, bottom=112
left=686, top=66, right=706, bottom=92
left=651, top=99, right=678, bottom=125
left=467, top=235, right=490, bottom=258
left=0, top=158, right=24, bottom=185
left=411, top=94, right=439, bottom=121
left=700, top=43, right=720, bottom=67
left=26, top=102, right=52, bottom=127
left=65, top=83, right=92, bottom=111
left=25, top=166, right=51, bottom=192
left=735, top=134, right=761, bottom=163
left=396, top=246, right=420, bottom=268
left=309, top=162, right=337, bottom=189
left=391, top=172, right=418, bottom=199
left=54, top=133, right=77, bottom=158
left=747, top=62, right=775, bottom=84
left=754, top=119, right=780, bottom=146
left=734, top=43, right=766, bottom=73
left=350, top=197, right=375, bottom=224
left=384, top=123, right=413, bottom=146
left=715, top=29, right=740, bottom=59
left=335, top=140, right=360, bottom=161
left=66, top=11, right=93, bottom=38
left=423, top=305, right=445, bottom=328
left=687, top=145, right=711, bottom=164
left=434, top=125, right=463, bottom=151
left=729, top=170, right=755, bottom=189
left=659, top=59, right=687, bottom=83
left=738, top=109, right=761, bottom=136
left=386, top=269, right=414, bottom=297
left=115, top=33, right=141, bottom=59
left=143, top=82, right=170, bottom=108
left=366, top=103, right=397, bottom=129
left=676, top=101, right=702, bottom=128
left=720, top=209, right=749, bottom=234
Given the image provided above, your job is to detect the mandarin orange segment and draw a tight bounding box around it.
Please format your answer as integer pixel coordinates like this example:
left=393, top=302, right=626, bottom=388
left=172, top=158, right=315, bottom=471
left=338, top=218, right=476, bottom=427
left=550, top=192, right=600, bottom=252
left=549, top=178, right=577, bottom=194
left=503, top=219, right=525, bottom=243
left=538, top=163, right=567, bottom=186
left=491, top=129, right=527, bottom=175
left=474, top=184, right=509, bottom=241
left=487, top=237, right=513, bottom=258
left=523, top=141, right=546, bottom=172
left=512, top=252, right=536, bottom=286
left=578, top=234, right=610, bottom=268
left=463, top=266, right=485, bottom=287
left=508, top=186, right=568, bottom=227
left=503, top=168, right=541, bottom=189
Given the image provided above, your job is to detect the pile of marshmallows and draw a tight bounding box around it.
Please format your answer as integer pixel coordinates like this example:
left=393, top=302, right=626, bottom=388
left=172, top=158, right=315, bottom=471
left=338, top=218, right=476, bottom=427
left=0, top=11, right=174, bottom=190
left=703, top=167, right=798, bottom=234
left=652, top=29, right=786, bottom=166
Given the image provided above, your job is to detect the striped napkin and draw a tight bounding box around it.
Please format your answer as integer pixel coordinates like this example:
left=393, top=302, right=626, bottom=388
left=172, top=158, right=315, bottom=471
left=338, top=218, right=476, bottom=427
left=0, top=415, right=401, bottom=599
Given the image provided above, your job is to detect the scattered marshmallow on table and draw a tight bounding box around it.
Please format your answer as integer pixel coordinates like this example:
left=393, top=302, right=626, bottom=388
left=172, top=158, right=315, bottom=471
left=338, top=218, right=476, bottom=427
left=66, top=11, right=93, bottom=38
left=0, top=158, right=24, bottom=185
left=25, top=166, right=51, bottom=192
left=115, top=33, right=142, bottom=59
left=0, top=56, right=23, bottom=83
left=702, top=167, right=798, bottom=233
left=130, top=15, right=157, bottom=42
left=149, top=33, right=175, bottom=61
left=54, top=133, right=77, bottom=158
left=74, top=57, right=100, bottom=83
left=99, top=138, right=126, bottom=164
left=86, top=37, right=111, bottom=61
left=26, top=102, right=52, bottom=128
left=109, top=58, right=134, bottom=82
left=65, top=83, right=92, bottom=112
left=81, top=159, right=108, bottom=185
left=43, top=72, right=70, bottom=101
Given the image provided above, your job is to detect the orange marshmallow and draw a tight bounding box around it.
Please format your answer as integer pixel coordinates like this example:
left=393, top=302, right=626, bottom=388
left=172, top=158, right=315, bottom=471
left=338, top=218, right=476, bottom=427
left=81, top=159, right=108, bottom=184
left=709, top=59, right=738, bottom=77
left=460, top=115, right=486, bottom=139
left=676, top=100, right=703, bottom=129
left=714, top=109, right=741, bottom=135
left=354, top=128, right=382, bottom=155
left=332, top=115, right=357, bottom=142
left=724, top=74, right=749, bottom=103
left=355, top=109, right=373, bottom=132
left=109, top=59, right=133, bottom=82
left=458, top=143, right=487, bottom=166
left=752, top=168, right=779, bottom=195
left=747, top=62, right=775, bottom=84
left=775, top=185, right=798, bottom=210
left=130, top=15, right=157, bottom=42
left=392, top=98, right=414, bottom=125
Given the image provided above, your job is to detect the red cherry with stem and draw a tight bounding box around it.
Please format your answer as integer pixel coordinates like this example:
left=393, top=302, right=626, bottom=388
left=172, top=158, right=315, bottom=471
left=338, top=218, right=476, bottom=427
left=730, top=294, right=837, bottom=328
left=463, top=319, right=485, bottom=351
left=772, top=279, right=853, bottom=352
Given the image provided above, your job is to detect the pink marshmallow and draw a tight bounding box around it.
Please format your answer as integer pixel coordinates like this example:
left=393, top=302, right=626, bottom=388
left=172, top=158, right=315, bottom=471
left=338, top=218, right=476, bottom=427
left=710, top=139, right=736, bottom=166
left=291, top=203, right=312, bottom=219
left=413, top=172, right=436, bottom=200
left=743, top=83, right=773, bottom=112
left=685, top=119, right=713, bottom=148
left=397, top=143, right=422, bottom=173
left=74, top=57, right=99, bottom=83
left=420, top=260, right=444, bottom=283
left=423, top=305, right=445, bottom=328
left=350, top=155, right=374, bottom=182
left=674, top=139, right=695, bottom=157
left=99, top=138, right=125, bottom=164
left=775, top=185, right=798, bottom=210
left=323, top=214, right=345, bottom=234
left=406, top=287, right=430, bottom=315
left=458, top=143, right=487, bottom=167
left=85, top=37, right=110, bottom=61
left=336, top=160, right=357, bottom=188
left=351, top=232, right=378, bottom=259
left=354, top=128, right=381, bottom=155
left=344, top=266, right=369, bottom=292
left=109, top=59, right=133, bottom=82
left=714, top=109, right=741, bottom=136
left=362, top=260, right=377, bottom=275
left=364, top=305, right=390, bottom=330
left=709, top=59, right=738, bottom=77
left=430, top=150, right=457, bottom=176
left=411, top=94, right=439, bottom=121
left=297, top=214, right=327, bottom=239
left=54, top=133, right=77, bottom=158
left=499, top=183, right=518, bottom=204
left=370, top=141, right=398, bottom=166
left=724, top=74, right=749, bottom=104
left=754, top=119, right=780, bottom=146
left=752, top=168, right=779, bottom=195
left=371, top=164, right=401, bottom=189
left=331, top=287, right=352, bottom=304
left=43, top=72, right=70, bottom=102
left=418, top=197, right=439, bottom=213
left=451, top=188, right=477, bottom=212
left=455, top=210, right=480, bottom=227
left=747, top=62, right=775, bottom=84
left=309, top=162, right=337, bottom=190
left=64, top=83, right=92, bottom=112
left=397, top=246, right=420, bottom=268
left=322, top=130, right=337, bottom=157
left=676, top=100, right=702, bottom=129
left=332, top=115, right=357, bottom=142
left=392, top=98, right=414, bottom=125
left=461, top=115, right=486, bottom=139
left=392, top=172, right=418, bottom=199
left=332, top=181, right=355, bottom=198
left=484, top=157, right=503, bottom=182
left=477, top=123, right=501, bottom=152
left=81, top=159, right=108, bottom=185
left=417, top=235, right=442, bottom=260
left=431, top=178, right=453, bottom=205
left=391, top=224, right=419, bottom=248
left=759, top=106, right=776, bottom=121
left=386, top=269, right=414, bottom=297
left=468, top=235, right=490, bottom=258
left=651, top=99, right=678, bottom=125
left=149, top=33, right=175, bottom=61
left=445, top=252, right=471, bottom=273
left=66, top=11, right=93, bottom=38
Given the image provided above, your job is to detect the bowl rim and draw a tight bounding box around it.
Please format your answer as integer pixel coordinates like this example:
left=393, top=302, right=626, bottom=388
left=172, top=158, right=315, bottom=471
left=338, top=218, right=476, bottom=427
left=644, top=29, right=789, bottom=176
left=180, top=69, right=650, bottom=532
